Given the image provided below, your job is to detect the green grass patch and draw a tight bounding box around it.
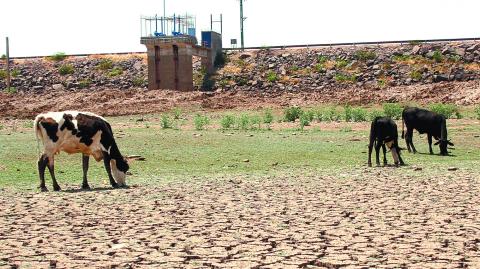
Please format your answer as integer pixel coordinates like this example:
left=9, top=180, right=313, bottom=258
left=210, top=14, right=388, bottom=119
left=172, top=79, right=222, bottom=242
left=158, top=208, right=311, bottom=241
left=355, top=50, right=376, bottom=61
left=58, top=64, right=74, bottom=75
left=48, top=52, right=67, bottom=61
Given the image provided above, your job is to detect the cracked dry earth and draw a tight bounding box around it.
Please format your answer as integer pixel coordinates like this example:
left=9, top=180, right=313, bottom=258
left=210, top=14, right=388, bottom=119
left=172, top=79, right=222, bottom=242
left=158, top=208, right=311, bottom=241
left=1, top=169, right=479, bottom=269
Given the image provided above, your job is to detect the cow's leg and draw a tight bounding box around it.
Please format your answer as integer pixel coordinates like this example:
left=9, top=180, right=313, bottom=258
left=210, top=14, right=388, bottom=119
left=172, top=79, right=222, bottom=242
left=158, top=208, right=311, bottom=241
left=38, top=154, right=49, bottom=192
left=382, top=144, right=388, bottom=166
left=406, top=128, right=417, bottom=153
left=427, top=134, right=433, bottom=155
left=368, top=140, right=374, bottom=167
left=46, top=156, right=61, bottom=191
left=103, top=152, right=118, bottom=188
left=375, top=142, right=382, bottom=166
left=82, top=154, right=91, bottom=190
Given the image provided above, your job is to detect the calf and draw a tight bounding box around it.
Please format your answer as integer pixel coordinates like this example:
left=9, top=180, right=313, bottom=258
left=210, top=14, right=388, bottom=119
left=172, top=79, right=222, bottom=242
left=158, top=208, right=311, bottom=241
left=368, top=117, right=405, bottom=167
left=34, top=111, right=129, bottom=191
left=402, top=107, right=454, bottom=156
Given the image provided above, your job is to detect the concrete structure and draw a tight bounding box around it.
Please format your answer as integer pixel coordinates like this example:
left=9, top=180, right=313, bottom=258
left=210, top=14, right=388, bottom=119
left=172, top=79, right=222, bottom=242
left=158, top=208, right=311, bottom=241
left=140, top=31, right=222, bottom=91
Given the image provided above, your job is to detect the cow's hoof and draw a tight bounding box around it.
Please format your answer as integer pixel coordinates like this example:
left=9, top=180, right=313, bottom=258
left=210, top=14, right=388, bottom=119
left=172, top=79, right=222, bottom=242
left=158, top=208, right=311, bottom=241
left=53, top=185, right=61, bottom=192
left=40, top=186, right=48, bottom=192
left=368, top=163, right=372, bottom=167
left=111, top=183, right=119, bottom=189
left=82, top=184, right=91, bottom=190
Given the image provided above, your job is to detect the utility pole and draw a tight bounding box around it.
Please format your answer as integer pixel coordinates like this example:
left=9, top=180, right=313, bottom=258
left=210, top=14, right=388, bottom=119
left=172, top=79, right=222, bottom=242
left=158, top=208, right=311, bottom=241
left=5, top=37, right=10, bottom=90
left=240, top=0, right=246, bottom=50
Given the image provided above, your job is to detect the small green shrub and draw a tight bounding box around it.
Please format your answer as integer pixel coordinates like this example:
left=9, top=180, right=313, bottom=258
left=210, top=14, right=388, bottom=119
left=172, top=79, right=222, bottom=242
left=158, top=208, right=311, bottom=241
left=58, top=64, right=74, bottom=75
left=299, top=113, right=311, bottom=130
left=250, top=115, right=262, bottom=130
left=315, top=63, right=325, bottom=72
left=304, top=110, right=315, bottom=122
left=340, top=126, right=352, bottom=132
left=383, top=103, right=403, bottom=120
left=1, top=54, right=6, bottom=60
left=234, top=76, right=248, bottom=86
left=0, top=70, right=6, bottom=80
left=432, top=50, right=443, bottom=63
left=474, top=106, right=480, bottom=120
left=220, top=115, right=236, bottom=130
left=392, top=54, right=412, bottom=62
left=194, top=114, right=210, bottom=130
left=318, top=55, right=328, bottom=64
left=173, top=108, right=182, bottom=120
left=267, top=71, right=278, bottom=83
left=317, top=107, right=342, bottom=122
left=238, top=114, right=251, bottom=130
left=377, top=79, right=387, bottom=88
left=335, top=73, right=357, bottom=83
left=355, top=50, right=376, bottom=61
left=161, top=114, right=172, bottom=129
left=10, top=69, right=20, bottom=77
left=133, top=76, right=146, bottom=87
left=263, top=109, right=274, bottom=124
left=351, top=107, right=367, bottom=122
left=108, top=67, right=123, bottom=77
left=98, top=59, right=114, bottom=70
left=289, top=65, right=299, bottom=72
left=78, top=79, right=92, bottom=89
left=284, top=107, right=303, bottom=122
left=369, top=110, right=385, bottom=121
left=4, top=87, right=17, bottom=94
left=344, top=105, right=353, bottom=122
left=49, top=52, right=67, bottom=61
left=335, top=59, right=349, bottom=69
left=429, top=103, right=459, bottom=119
left=410, top=70, right=422, bottom=80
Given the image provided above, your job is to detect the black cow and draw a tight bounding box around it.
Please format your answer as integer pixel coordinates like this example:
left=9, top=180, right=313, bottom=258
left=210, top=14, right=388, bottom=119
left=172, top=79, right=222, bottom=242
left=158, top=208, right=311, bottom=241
left=401, top=107, right=454, bottom=156
left=368, top=117, right=405, bottom=167
left=34, top=111, right=130, bottom=191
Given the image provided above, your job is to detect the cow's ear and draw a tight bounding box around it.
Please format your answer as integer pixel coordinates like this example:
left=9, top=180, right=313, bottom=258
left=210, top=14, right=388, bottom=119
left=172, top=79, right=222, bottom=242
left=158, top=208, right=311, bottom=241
left=448, top=141, right=455, bottom=146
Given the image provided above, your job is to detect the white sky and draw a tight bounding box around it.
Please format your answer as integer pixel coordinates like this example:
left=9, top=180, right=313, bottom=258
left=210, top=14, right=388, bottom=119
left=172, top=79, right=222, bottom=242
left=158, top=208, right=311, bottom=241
left=1, top=0, right=479, bottom=57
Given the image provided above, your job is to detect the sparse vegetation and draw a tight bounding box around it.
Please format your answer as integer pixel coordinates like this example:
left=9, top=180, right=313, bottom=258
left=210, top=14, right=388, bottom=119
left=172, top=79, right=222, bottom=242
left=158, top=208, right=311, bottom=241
left=392, top=54, right=412, bottom=62
left=4, top=87, right=17, bottom=94
left=173, top=108, right=182, bottom=120
left=214, top=51, right=227, bottom=67
left=335, top=73, right=357, bottom=83
left=133, top=76, right=146, bottom=87
left=284, top=107, right=303, bottom=122
left=0, top=70, right=6, bottom=80
left=432, top=50, right=443, bottom=63
left=410, top=70, right=422, bottom=80
left=160, top=114, right=172, bottom=129
left=355, top=50, right=376, bottom=61
left=317, top=55, right=328, bottom=64
left=194, top=114, right=210, bottom=130
left=220, top=115, right=236, bottom=130
left=351, top=107, right=367, bottom=122
left=48, top=52, right=67, bottom=61
left=11, top=69, right=20, bottom=77
left=78, top=79, right=92, bottom=89
left=108, top=67, right=123, bottom=77
left=429, top=103, right=460, bottom=119
left=98, top=58, right=114, bottom=70
left=344, top=105, right=353, bottom=122
left=377, top=78, right=387, bottom=88
left=263, top=109, right=274, bottom=124
left=267, top=71, right=278, bottom=83
left=58, top=64, right=74, bottom=75
left=299, top=113, right=311, bottom=130
left=250, top=115, right=262, bottom=130
left=369, top=110, right=385, bottom=121
left=335, top=59, right=349, bottom=69
left=238, top=114, right=251, bottom=130
left=383, top=103, right=403, bottom=120
left=1, top=54, right=6, bottom=60
left=475, top=106, right=480, bottom=119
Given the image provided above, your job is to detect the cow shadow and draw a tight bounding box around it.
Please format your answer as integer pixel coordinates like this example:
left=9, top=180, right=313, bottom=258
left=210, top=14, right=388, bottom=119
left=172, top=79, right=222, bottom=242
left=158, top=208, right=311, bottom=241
left=412, top=152, right=457, bottom=157
left=63, top=186, right=131, bottom=193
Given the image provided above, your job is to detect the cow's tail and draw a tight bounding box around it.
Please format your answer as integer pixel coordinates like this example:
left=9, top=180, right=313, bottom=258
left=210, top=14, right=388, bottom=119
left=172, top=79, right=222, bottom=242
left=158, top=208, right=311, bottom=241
left=33, top=115, right=44, bottom=158
left=401, top=115, right=405, bottom=139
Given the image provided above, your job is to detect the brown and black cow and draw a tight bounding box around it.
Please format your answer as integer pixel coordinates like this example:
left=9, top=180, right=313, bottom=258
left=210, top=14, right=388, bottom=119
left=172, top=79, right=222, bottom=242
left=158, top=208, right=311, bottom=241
left=34, top=111, right=129, bottom=191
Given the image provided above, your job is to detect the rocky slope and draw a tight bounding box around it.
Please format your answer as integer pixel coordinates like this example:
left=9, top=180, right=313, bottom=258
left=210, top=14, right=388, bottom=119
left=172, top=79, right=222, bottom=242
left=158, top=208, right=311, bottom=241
left=0, top=41, right=479, bottom=95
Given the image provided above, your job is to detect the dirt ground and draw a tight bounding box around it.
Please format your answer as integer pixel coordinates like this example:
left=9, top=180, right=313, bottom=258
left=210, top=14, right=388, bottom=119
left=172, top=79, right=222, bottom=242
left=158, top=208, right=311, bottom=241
left=1, top=80, right=479, bottom=119
left=1, top=168, right=479, bottom=269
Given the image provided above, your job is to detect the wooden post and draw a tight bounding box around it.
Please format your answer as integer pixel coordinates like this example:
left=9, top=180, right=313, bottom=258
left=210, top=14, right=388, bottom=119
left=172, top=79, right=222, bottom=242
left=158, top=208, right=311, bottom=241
left=6, top=37, right=10, bottom=89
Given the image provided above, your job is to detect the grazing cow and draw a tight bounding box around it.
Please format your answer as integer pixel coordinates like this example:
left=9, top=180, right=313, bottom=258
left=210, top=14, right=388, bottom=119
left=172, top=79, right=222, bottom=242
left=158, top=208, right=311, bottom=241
left=368, top=117, right=405, bottom=167
left=401, top=107, right=454, bottom=156
left=34, top=111, right=129, bottom=191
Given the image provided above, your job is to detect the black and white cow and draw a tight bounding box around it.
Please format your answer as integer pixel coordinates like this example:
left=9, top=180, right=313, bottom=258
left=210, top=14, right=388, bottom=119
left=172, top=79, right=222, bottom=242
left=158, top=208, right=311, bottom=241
left=402, top=107, right=454, bottom=156
left=34, top=111, right=129, bottom=191
left=368, top=117, right=405, bottom=167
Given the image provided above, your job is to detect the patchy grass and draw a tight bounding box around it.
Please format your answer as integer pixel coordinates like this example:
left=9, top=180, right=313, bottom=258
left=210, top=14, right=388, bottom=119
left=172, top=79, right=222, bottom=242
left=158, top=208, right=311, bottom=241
left=1, top=109, right=479, bottom=191
left=48, top=52, right=67, bottom=61
left=58, top=64, right=74, bottom=75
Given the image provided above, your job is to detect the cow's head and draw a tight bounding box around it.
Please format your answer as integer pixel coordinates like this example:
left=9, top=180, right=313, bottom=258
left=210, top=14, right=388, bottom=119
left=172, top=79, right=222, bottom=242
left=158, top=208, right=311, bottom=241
left=110, top=157, right=130, bottom=187
left=385, top=140, right=402, bottom=166
left=435, top=140, right=454, bottom=156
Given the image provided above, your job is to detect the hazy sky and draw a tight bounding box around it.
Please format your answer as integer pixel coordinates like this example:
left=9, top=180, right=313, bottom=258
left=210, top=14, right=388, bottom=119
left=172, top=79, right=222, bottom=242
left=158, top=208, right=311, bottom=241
left=1, top=0, right=479, bottom=57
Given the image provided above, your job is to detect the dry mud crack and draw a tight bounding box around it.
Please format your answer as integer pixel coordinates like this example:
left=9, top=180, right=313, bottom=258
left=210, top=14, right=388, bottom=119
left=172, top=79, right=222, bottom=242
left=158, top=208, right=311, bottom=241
left=1, top=169, right=479, bottom=268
